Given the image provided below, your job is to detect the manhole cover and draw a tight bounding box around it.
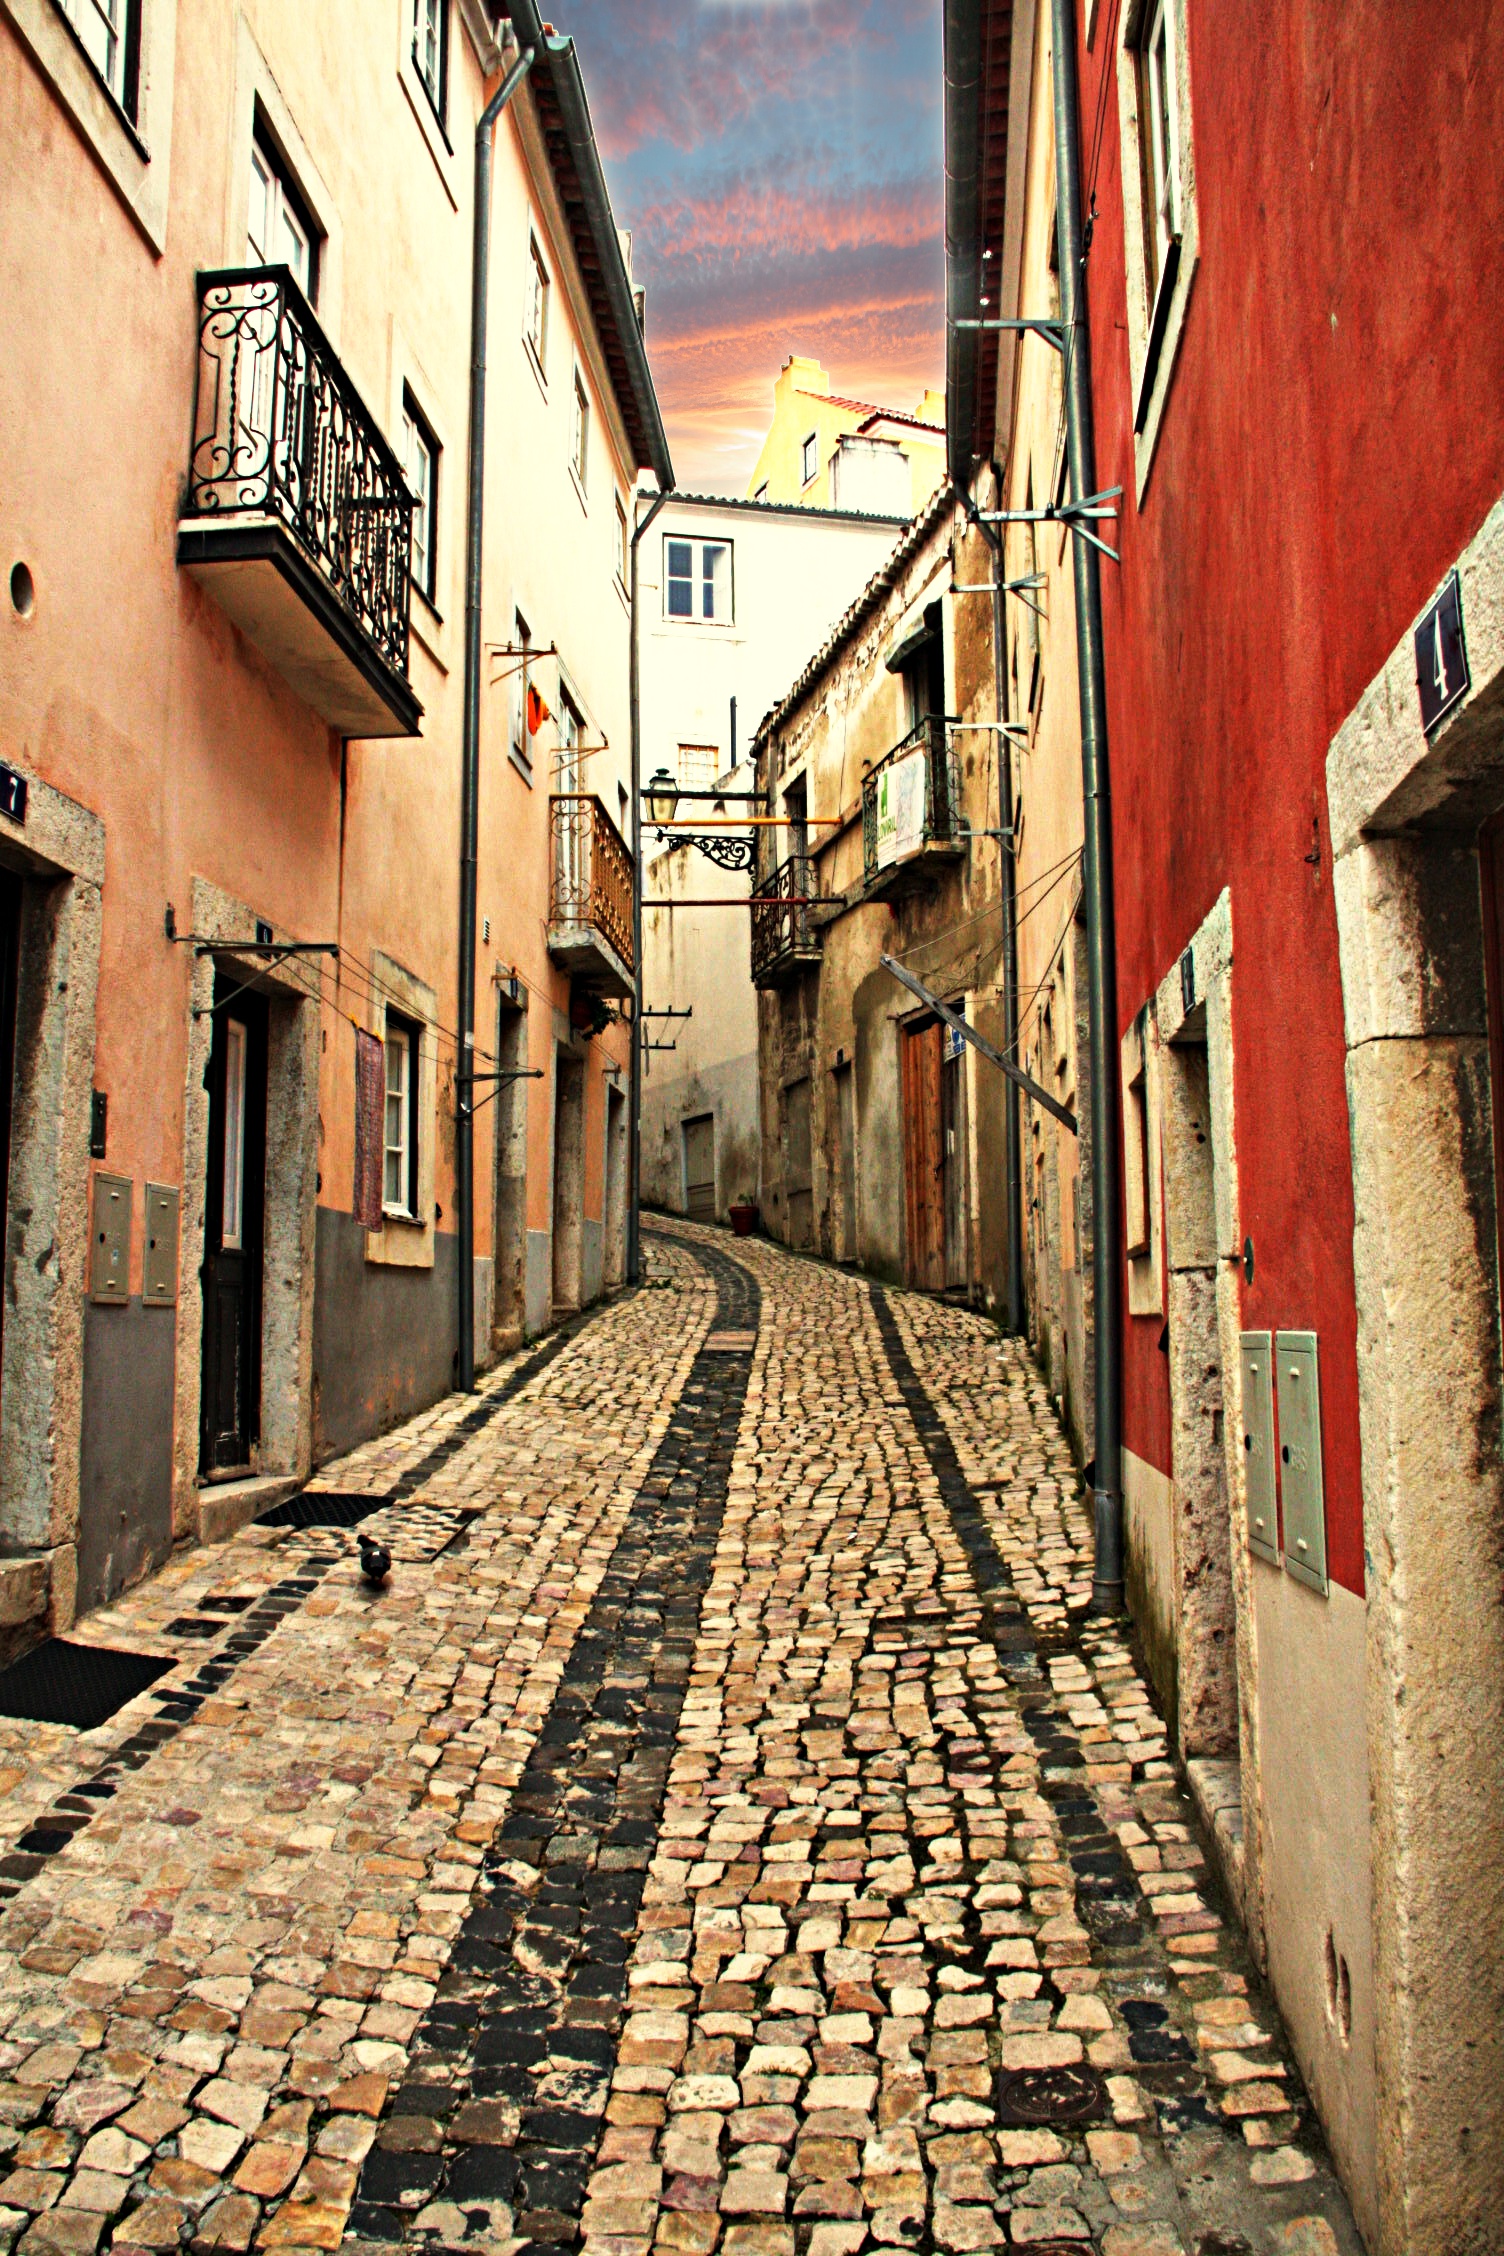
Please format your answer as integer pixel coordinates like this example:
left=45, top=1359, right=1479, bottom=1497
left=994, top=2064, right=1106, bottom=2125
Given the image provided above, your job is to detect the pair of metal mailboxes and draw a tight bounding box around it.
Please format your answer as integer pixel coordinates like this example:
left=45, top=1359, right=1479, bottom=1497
left=1239, top=1330, right=1326, bottom=1595
left=90, top=1174, right=179, bottom=1308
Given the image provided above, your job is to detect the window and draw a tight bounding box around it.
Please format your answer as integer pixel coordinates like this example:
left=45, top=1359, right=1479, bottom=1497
left=1139, top=0, right=1181, bottom=301
left=247, top=123, right=319, bottom=301
left=572, top=370, right=590, bottom=492
left=556, top=693, right=582, bottom=787
left=383, top=1016, right=421, bottom=1218
left=525, top=234, right=550, bottom=371
left=55, top=0, right=140, bottom=122
left=801, top=432, right=818, bottom=486
left=221, top=1019, right=247, bottom=1252
left=401, top=390, right=439, bottom=604
left=664, top=537, right=733, bottom=625
left=677, top=744, right=719, bottom=791
left=615, top=493, right=629, bottom=587
left=511, top=609, right=533, bottom=767
left=411, top=0, right=448, bottom=128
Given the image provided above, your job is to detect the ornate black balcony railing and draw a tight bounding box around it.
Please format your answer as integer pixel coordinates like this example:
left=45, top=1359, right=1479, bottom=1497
left=751, top=852, right=818, bottom=985
left=186, top=266, right=414, bottom=680
left=861, top=714, right=961, bottom=888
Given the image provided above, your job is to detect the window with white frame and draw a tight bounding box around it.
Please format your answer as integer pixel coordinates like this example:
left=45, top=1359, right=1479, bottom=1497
left=401, top=389, right=439, bottom=604
left=383, top=1015, right=421, bottom=1217
left=525, top=234, right=550, bottom=371
left=664, top=537, right=733, bottom=625
left=511, top=608, right=533, bottom=766
left=677, top=744, right=719, bottom=791
left=1116, top=0, right=1196, bottom=458
left=615, top=492, right=629, bottom=586
left=1139, top=0, right=1181, bottom=303
left=572, top=370, right=590, bottom=491
left=411, top=0, right=447, bottom=127
left=247, top=122, right=318, bottom=300
left=800, top=432, right=818, bottom=485
left=55, top=0, right=140, bottom=122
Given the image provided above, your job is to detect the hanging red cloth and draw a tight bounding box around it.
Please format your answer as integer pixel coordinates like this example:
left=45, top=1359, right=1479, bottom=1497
left=526, top=679, right=553, bottom=735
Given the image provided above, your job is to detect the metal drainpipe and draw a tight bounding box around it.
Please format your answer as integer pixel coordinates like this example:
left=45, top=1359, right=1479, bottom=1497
left=456, top=38, right=534, bottom=1397
left=1051, top=0, right=1125, bottom=1613
left=626, top=487, right=671, bottom=1285
left=969, top=499, right=1025, bottom=1335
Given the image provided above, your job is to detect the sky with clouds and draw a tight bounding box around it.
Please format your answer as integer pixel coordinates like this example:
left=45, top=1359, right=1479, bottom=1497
left=560, top=0, right=946, bottom=494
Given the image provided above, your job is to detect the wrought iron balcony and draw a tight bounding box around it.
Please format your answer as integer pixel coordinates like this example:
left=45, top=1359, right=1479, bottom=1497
left=861, top=714, right=963, bottom=897
left=176, top=266, right=422, bottom=738
left=548, top=794, right=635, bottom=996
left=751, top=853, right=823, bottom=989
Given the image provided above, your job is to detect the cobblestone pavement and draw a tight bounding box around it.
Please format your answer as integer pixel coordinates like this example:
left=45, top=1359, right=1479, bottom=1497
left=0, top=1223, right=1363, bottom=2256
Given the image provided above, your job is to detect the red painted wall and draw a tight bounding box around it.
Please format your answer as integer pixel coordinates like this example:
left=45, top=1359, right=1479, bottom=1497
left=1077, top=2, right=1504, bottom=1595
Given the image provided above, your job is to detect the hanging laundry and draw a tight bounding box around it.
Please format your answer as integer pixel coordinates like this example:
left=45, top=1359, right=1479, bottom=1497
left=526, top=679, right=553, bottom=735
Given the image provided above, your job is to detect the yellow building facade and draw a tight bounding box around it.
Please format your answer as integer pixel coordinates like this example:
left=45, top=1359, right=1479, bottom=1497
left=746, top=356, right=946, bottom=518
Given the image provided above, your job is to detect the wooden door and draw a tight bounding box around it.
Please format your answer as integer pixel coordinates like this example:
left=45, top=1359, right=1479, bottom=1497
left=199, top=983, right=268, bottom=1476
left=684, top=1112, right=716, bottom=1222
left=836, top=1063, right=857, bottom=1260
left=785, top=1077, right=813, bottom=1248
left=0, top=873, right=21, bottom=1386
left=942, top=1043, right=968, bottom=1289
left=901, top=1019, right=945, bottom=1290
left=1479, top=813, right=1504, bottom=1298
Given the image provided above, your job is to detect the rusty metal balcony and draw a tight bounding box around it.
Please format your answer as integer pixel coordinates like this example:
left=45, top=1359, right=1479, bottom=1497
left=751, top=853, right=823, bottom=990
left=176, top=267, right=422, bottom=738
left=861, top=714, right=963, bottom=898
left=548, top=794, right=635, bottom=996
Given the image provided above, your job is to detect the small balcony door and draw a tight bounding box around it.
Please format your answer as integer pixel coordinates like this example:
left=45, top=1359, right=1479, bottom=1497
left=199, top=984, right=269, bottom=1477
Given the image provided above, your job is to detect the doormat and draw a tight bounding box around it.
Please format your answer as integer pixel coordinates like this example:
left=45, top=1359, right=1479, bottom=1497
left=257, top=1490, right=384, bottom=1530
left=0, top=1639, right=173, bottom=1731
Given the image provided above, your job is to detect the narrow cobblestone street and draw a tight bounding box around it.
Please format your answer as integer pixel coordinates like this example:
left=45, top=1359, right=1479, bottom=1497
left=0, top=1224, right=1361, bottom=2256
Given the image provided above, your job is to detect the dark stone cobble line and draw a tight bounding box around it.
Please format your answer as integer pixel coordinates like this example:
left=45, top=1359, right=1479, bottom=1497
left=344, top=1236, right=759, bottom=2251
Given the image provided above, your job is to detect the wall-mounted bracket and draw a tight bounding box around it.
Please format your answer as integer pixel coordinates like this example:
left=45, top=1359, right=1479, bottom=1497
left=880, top=954, right=1077, bottom=1132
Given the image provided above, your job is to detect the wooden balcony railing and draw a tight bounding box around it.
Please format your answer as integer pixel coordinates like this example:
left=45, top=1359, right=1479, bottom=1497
left=549, top=794, right=635, bottom=973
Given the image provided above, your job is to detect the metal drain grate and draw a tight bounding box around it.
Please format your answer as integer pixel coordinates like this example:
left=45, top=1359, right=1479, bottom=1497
left=258, top=1490, right=384, bottom=1530
left=994, top=2064, right=1106, bottom=2126
left=0, top=1639, right=173, bottom=1731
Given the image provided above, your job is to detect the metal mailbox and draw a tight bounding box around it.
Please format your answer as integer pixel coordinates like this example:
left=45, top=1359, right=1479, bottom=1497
left=90, top=1172, right=131, bottom=1305
left=1239, top=1330, right=1279, bottom=1565
left=143, top=1183, right=180, bottom=1307
left=1276, top=1330, right=1328, bottom=1595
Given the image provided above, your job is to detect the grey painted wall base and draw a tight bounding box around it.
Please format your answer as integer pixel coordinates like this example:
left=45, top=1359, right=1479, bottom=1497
left=581, top=1217, right=603, bottom=1309
left=78, top=1297, right=175, bottom=1613
left=526, top=1229, right=551, bottom=1338
left=641, top=1049, right=760, bottom=1220
left=313, top=1208, right=458, bottom=1461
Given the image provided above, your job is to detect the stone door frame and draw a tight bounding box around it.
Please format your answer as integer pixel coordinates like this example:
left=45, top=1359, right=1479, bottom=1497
left=1325, top=491, right=1504, bottom=2252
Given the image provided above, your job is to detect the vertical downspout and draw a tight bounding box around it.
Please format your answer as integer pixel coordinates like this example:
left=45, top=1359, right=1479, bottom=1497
left=972, top=501, right=1025, bottom=1334
left=456, top=39, right=534, bottom=1395
left=626, top=487, right=670, bottom=1284
left=1051, top=0, right=1125, bottom=1612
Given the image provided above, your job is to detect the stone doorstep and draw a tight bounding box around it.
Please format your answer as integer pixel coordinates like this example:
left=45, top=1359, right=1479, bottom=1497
left=196, top=1475, right=304, bottom=1547
left=0, top=1544, right=74, bottom=1663
left=1185, top=1756, right=1246, bottom=1926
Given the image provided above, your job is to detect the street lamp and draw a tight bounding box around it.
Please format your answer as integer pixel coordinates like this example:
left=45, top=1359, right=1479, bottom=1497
left=645, top=767, right=680, bottom=826
left=642, top=767, right=756, bottom=872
